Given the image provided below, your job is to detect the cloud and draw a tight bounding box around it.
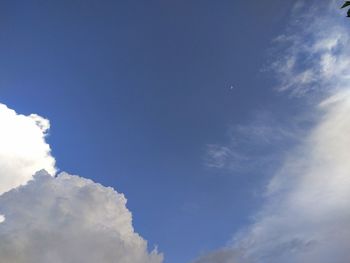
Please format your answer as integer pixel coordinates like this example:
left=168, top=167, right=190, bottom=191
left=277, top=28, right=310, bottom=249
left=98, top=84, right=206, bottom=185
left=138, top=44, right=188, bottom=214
left=0, top=103, right=56, bottom=194
left=271, top=0, right=350, bottom=97
left=205, top=144, right=245, bottom=170
left=0, top=170, right=163, bottom=263
left=232, top=90, right=350, bottom=263
left=204, top=112, right=301, bottom=173
left=0, top=103, right=162, bottom=262
left=192, top=249, right=243, bottom=263
left=197, top=1, right=350, bottom=262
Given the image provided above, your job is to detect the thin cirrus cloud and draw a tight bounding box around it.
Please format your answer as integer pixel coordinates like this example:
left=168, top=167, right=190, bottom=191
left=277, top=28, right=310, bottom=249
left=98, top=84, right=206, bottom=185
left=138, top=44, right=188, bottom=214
left=271, top=0, right=350, bottom=96
left=204, top=112, right=301, bottom=173
left=0, top=104, right=163, bottom=263
left=195, top=1, right=350, bottom=262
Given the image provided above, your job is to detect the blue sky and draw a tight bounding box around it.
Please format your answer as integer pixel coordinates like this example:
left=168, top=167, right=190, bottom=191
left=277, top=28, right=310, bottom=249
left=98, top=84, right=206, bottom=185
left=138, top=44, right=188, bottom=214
left=1, top=1, right=349, bottom=263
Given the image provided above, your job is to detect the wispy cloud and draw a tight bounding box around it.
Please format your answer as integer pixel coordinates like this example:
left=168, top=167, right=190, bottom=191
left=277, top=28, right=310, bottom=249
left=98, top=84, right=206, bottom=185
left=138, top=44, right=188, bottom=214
left=205, top=144, right=247, bottom=170
left=233, top=92, right=350, bottom=263
left=204, top=112, right=302, bottom=174
left=270, top=0, right=350, bottom=96
left=197, top=1, right=350, bottom=262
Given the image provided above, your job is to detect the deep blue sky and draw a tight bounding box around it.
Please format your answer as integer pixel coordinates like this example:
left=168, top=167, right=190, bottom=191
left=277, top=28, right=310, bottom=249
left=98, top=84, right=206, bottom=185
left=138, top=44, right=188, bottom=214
left=0, top=1, right=298, bottom=262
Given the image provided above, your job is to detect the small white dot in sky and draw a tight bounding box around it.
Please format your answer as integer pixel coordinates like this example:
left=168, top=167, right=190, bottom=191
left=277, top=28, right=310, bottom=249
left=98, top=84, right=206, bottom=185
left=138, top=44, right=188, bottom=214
left=0, top=215, right=5, bottom=223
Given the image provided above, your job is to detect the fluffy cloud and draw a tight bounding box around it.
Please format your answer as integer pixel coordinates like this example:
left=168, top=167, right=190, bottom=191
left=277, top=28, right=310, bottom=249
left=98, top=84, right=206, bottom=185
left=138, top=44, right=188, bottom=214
left=196, top=1, right=350, bottom=262
left=0, top=170, right=163, bottom=263
left=0, top=103, right=162, bottom=262
left=0, top=103, right=56, bottom=194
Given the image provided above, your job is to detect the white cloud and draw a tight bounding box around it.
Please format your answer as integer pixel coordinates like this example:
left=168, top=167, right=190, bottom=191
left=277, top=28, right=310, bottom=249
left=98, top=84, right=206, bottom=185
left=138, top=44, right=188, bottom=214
left=271, top=1, right=350, bottom=96
left=0, top=103, right=56, bottom=194
left=0, top=104, right=162, bottom=262
left=0, top=170, right=163, bottom=263
left=196, top=1, right=350, bottom=262
left=233, top=90, right=350, bottom=263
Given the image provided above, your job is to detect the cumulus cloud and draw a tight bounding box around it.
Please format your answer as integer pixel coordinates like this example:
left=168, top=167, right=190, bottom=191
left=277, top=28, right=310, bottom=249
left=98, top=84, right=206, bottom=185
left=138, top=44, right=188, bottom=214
left=0, top=103, right=56, bottom=194
left=0, top=103, right=162, bottom=262
left=196, top=1, right=350, bottom=262
left=0, top=170, right=163, bottom=263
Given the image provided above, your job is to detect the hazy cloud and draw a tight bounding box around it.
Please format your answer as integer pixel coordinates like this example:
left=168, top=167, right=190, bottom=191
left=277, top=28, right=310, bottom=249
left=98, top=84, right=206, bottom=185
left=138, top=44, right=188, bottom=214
left=197, top=1, right=350, bottom=262
left=192, top=249, right=243, bottom=263
left=204, top=112, right=301, bottom=173
left=232, top=91, right=350, bottom=263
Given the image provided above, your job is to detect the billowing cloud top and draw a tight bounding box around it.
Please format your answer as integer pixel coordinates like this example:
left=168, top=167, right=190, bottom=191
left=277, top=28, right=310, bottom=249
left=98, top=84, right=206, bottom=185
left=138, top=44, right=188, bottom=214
left=0, top=102, right=163, bottom=262
left=0, top=170, right=163, bottom=263
left=0, top=103, right=56, bottom=194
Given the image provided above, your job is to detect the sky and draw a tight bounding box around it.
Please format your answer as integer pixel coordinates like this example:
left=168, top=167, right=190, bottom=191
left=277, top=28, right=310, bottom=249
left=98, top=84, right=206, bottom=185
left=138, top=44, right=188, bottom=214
left=0, top=0, right=349, bottom=262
